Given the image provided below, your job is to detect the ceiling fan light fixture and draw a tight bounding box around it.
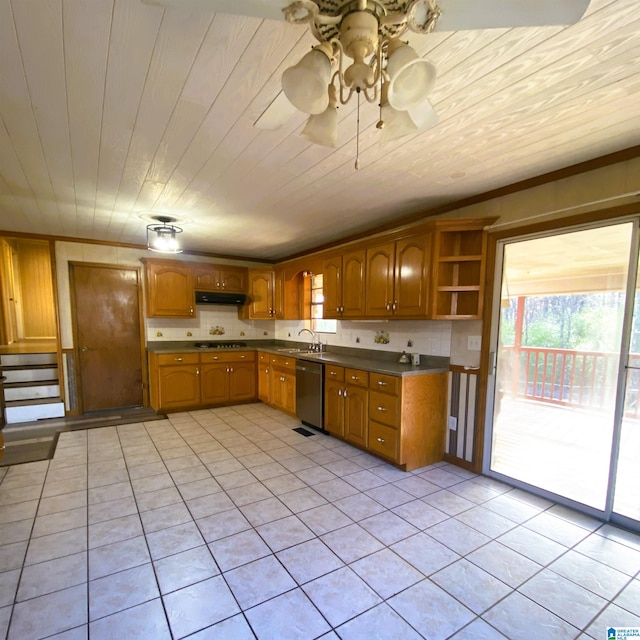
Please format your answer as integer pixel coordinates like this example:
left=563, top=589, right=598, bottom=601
left=301, top=84, right=339, bottom=147
left=282, top=44, right=333, bottom=114
left=147, top=216, right=183, bottom=254
left=386, top=40, right=437, bottom=111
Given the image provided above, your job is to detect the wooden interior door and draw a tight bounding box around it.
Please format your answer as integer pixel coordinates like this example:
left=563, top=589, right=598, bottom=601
left=71, top=264, right=144, bottom=412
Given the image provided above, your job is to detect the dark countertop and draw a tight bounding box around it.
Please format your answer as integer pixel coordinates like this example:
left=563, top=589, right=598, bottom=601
left=147, top=340, right=450, bottom=377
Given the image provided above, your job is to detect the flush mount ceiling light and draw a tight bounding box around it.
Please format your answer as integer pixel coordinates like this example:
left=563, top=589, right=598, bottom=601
left=142, top=0, right=591, bottom=164
left=146, top=216, right=183, bottom=254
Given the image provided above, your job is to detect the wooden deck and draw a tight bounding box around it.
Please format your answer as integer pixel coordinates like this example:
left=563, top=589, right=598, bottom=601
left=491, top=396, right=640, bottom=520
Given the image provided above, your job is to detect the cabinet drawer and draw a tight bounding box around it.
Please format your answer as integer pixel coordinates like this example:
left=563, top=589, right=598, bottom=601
left=157, top=353, right=199, bottom=366
left=370, top=372, right=400, bottom=395
left=258, top=351, right=270, bottom=363
left=368, top=421, right=398, bottom=461
left=369, top=390, right=399, bottom=428
left=270, top=355, right=297, bottom=371
left=200, top=351, right=255, bottom=364
left=325, top=365, right=344, bottom=382
left=345, top=368, right=368, bottom=388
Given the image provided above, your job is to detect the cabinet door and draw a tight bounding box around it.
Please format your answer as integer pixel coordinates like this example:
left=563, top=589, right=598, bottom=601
left=248, top=270, right=274, bottom=319
left=344, top=384, right=368, bottom=447
left=273, top=270, right=285, bottom=319
left=271, top=368, right=285, bottom=409
left=158, top=365, right=200, bottom=409
left=219, top=268, right=247, bottom=293
left=145, top=262, right=194, bottom=317
left=342, top=249, right=366, bottom=318
left=229, top=362, right=256, bottom=401
left=192, top=264, right=219, bottom=291
left=394, top=233, right=430, bottom=317
left=200, top=363, right=229, bottom=404
left=365, top=241, right=395, bottom=317
left=322, top=255, right=342, bottom=319
left=258, top=362, right=271, bottom=403
left=325, top=378, right=345, bottom=437
left=283, top=372, right=296, bottom=414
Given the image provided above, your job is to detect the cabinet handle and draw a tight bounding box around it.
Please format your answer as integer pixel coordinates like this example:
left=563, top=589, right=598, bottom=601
left=240, top=355, right=246, bottom=359
left=338, top=389, right=343, bottom=397
left=376, top=437, right=385, bottom=443
left=212, top=355, right=219, bottom=360
left=229, top=367, right=234, bottom=373
left=377, top=406, right=387, bottom=412
left=189, top=307, right=194, bottom=315
left=385, top=302, right=391, bottom=311
left=377, top=381, right=387, bottom=386
left=351, top=375, right=359, bottom=381
left=341, top=306, right=345, bottom=312
left=175, top=357, right=183, bottom=362
left=330, top=371, right=337, bottom=376
left=343, top=389, right=347, bottom=397
left=196, top=368, right=200, bottom=375
left=392, top=301, right=397, bottom=311
left=266, top=368, right=269, bottom=374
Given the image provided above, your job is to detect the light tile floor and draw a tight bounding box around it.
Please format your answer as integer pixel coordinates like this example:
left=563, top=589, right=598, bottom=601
left=1, top=403, right=639, bottom=640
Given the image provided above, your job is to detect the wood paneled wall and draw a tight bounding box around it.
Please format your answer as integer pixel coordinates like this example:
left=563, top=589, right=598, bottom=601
left=16, top=240, right=56, bottom=338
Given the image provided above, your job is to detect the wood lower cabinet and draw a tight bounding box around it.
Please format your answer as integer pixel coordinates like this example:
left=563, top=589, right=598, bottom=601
left=149, top=353, right=200, bottom=410
left=267, top=354, right=296, bottom=414
left=324, top=366, right=368, bottom=446
left=368, top=371, right=448, bottom=470
left=200, top=351, right=256, bottom=404
left=149, top=351, right=256, bottom=411
left=257, top=351, right=271, bottom=403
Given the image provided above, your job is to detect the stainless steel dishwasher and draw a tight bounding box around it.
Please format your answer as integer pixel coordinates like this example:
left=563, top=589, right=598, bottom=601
left=295, top=360, right=324, bottom=430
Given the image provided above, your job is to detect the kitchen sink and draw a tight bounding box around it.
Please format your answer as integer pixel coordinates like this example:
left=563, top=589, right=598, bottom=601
left=277, top=348, right=323, bottom=355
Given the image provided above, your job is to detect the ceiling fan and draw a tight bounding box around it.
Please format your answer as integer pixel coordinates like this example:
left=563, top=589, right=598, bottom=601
left=142, top=0, right=591, bottom=161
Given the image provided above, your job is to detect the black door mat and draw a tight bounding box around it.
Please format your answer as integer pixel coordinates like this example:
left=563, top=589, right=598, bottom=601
left=292, top=427, right=315, bottom=437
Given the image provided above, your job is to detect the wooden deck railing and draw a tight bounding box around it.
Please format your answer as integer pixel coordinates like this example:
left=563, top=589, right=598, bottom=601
left=500, top=346, right=640, bottom=417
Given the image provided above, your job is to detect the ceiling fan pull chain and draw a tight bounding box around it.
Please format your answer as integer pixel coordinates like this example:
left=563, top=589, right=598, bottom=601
left=355, top=89, right=361, bottom=170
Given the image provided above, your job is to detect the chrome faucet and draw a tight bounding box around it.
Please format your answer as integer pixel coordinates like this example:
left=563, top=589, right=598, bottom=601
left=298, top=328, right=319, bottom=351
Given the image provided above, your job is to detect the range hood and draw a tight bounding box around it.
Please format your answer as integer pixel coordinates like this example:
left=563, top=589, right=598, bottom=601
left=195, top=291, right=247, bottom=305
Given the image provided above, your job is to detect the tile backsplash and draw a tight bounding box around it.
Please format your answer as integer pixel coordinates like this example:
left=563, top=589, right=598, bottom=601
left=145, top=307, right=483, bottom=363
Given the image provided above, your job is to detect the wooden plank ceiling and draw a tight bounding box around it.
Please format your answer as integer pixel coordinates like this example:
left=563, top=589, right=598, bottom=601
left=0, top=0, right=638, bottom=260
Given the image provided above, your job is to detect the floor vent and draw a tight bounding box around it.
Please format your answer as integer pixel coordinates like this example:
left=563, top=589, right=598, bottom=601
left=292, top=427, right=315, bottom=437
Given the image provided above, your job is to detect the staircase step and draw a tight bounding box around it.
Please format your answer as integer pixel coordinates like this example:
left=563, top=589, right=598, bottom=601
left=2, top=368, right=59, bottom=384
left=4, top=379, right=59, bottom=388
left=5, top=383, right=60, bottom=402
left=1, top=364, right=58, bottom=371
left=5, top=399, right=65, bottom=424
left=0, top=353, right=57, bottom=366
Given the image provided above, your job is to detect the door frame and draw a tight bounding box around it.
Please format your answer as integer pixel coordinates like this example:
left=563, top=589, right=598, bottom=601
left=69, top=262, right=148, bottom=414
left=475, top=203, right=640, bottom=529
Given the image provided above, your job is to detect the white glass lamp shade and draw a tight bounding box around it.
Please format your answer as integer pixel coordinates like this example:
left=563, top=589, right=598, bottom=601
left=380, top=97, right=438, bottom=142
left=301, top=105, right=338, bottom=147
left=301, top=85, right=338, bottom=147
left=282, top=49, right=332, bottom=115
left=147, top=222, right=183, bottom=253
left=387, top=43, right=436, bottom=111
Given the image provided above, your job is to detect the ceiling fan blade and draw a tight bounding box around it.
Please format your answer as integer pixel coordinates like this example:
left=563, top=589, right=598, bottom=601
left=434, top=0, right=590, bottom=31
left=140, top=0, right=291, bottom=21
left=254, top=91, right=298, bottom=130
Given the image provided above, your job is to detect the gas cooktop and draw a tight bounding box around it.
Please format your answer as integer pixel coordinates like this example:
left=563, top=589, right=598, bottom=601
left=193, top=341, right=247, bottom=349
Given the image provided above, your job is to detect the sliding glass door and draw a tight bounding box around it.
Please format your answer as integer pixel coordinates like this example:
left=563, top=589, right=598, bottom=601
left=486, top=219, right=640, bottom=527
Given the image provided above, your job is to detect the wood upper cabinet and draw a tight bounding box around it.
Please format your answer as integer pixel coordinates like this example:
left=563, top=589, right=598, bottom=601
left=245, top=270, right=276, bottom=319
left=365, top=232, right=430, bottom=318
left=143, top=259, right=195, bottom=318
left=431, top=220, right=489, bottom=319
left=322, top=248, right=366, bottom=319
left=193, top=264, right=247, bottom=293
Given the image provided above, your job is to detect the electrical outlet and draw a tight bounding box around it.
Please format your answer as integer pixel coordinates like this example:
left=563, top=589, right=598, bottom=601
left=448, top=416, right=458, bottom=431
left=467, top=335, right=481, bottom=351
